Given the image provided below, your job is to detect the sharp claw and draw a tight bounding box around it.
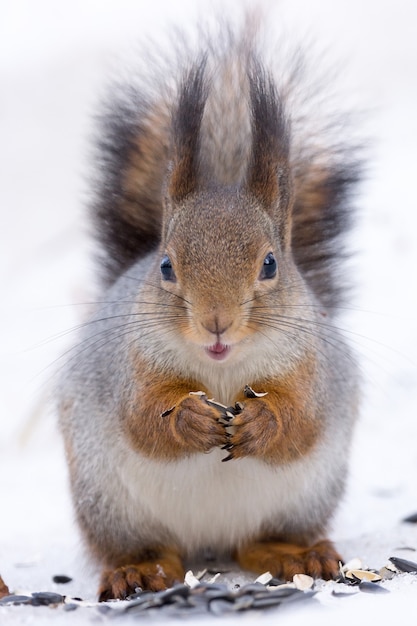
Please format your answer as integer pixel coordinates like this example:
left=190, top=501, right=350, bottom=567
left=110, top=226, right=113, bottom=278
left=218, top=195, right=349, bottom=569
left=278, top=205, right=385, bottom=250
left=222, top=453, right=235, bottom=462
left=221, top=443, right=234, bottom=451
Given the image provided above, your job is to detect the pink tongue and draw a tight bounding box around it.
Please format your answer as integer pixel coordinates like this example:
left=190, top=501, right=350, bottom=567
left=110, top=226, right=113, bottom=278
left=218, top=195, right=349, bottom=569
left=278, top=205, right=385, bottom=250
left=209, top=342, right=227, bottom=354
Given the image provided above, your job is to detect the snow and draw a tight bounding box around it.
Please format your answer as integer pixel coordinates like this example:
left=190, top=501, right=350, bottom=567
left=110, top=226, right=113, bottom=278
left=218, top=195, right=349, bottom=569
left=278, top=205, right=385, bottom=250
left=1, top=0, right=417, bottom=623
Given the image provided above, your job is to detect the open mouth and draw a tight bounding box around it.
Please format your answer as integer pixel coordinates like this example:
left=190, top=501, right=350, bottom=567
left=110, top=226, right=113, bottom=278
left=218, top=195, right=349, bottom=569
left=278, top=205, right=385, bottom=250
left=205, top=342, right=231, bottom=361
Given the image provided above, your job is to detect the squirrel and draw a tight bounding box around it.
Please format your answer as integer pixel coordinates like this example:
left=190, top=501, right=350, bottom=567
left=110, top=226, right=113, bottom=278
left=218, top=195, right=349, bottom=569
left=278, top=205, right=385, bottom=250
left=57, top=16, right=362, bottom=601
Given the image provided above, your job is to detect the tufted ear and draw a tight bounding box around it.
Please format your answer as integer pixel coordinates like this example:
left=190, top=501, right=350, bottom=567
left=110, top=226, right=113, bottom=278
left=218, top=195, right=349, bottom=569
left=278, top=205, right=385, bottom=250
left=168, top=57, right=209, bottom=203
left=245, top=60, right=292, bottom=226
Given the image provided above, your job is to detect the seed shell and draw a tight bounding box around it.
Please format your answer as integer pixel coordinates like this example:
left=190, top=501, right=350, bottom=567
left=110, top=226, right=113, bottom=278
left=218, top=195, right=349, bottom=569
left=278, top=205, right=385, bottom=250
left=184, top=571, right=200, bottom=589
left=293, top=574, right=314, bottom=590
left=345, top=570, right=382, bottom=583
left=255, top=571, right=273, bottom=585
left=244, top=385, right=268, bottom=398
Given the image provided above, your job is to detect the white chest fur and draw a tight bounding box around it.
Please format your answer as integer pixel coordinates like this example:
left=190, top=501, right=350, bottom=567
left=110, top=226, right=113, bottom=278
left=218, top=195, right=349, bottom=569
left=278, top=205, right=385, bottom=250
left=117, top=443, right=328, bottom=556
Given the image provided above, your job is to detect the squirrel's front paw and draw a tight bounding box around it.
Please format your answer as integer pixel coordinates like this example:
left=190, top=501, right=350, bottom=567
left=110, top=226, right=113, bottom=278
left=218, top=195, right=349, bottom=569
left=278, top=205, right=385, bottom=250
left=168, top=394, right=229, bottom=453
left=225, top=398, right=281, bottom=461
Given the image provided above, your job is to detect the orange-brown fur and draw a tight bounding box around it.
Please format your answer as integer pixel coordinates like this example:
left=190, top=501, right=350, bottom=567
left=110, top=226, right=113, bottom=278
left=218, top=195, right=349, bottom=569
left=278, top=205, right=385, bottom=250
left=123, top=369, right=227, bottom=460
left=98, top=547, right=184, bottom=601
left=235, top=539, right=341, bottom=580
left=0, top=575, right=9, bottom=599
left=232, top=367, right=321, bottom=464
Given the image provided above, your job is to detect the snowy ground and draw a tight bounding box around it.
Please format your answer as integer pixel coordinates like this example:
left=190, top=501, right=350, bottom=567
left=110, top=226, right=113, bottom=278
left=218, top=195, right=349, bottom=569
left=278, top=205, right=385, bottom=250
left=1, top=0, right=417, bottom=623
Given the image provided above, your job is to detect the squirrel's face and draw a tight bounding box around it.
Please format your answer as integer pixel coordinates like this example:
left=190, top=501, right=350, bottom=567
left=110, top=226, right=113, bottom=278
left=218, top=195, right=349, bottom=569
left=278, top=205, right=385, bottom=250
left=159, top=189, right=298, bottom=364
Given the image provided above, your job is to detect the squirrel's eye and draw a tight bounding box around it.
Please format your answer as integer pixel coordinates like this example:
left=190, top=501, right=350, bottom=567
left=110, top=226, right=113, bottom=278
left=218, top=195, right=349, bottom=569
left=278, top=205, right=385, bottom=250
left=260, top=252, right=277, bottom=280
left=160, top=255, right=176, bottom=282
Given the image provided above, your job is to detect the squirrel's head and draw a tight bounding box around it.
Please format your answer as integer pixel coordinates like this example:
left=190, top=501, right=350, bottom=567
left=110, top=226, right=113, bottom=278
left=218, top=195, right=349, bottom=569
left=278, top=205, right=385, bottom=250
left=157, top=57, right=300, bottom=364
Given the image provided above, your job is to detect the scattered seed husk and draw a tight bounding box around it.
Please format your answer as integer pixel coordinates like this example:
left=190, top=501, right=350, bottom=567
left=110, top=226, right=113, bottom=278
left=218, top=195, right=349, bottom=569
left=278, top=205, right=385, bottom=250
left=389, top=556, right=417, bottom=573
left=293, top=574, right=314, bottom=590
left=207, top=572, right=221, bottom=584
left=235, top=583, right=267, bottom=595
left=10, top=559, right=404, bottom=618
left=244, top=385, right=268, bottom=398
left=184, top=570, right=200, bottom=589
left=379, top=565, right=397, bottom=580
left=345, top=569, right=382, bottom=583
left=255, top=571, right=273, bottom=585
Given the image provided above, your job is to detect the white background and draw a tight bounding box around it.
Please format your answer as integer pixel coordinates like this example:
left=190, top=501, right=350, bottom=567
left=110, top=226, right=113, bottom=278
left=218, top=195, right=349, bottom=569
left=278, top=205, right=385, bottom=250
left=1, top=0, right=417, bottom=623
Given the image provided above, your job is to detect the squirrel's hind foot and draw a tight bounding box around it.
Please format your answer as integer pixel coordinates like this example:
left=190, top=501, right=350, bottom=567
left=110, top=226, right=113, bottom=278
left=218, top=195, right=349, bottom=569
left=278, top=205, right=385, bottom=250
left=98, top=548, right=184, bottom=601
left=235, top=538, right=341, bottom=581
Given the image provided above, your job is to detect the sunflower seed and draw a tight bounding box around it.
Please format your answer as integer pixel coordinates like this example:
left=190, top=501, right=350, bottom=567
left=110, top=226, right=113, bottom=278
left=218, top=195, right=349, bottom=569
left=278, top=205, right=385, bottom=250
left=30, top=591, right=64, bottom=606
left=53, top=574, right=72, bottom=584
left=0, top=594, right=32, bottom=606
left=159, top=584, right=190, bottom=602
left=359, top=581, right=389, bottom=594
left=264, top=585, right=301, bottom=599
left=403, top=512, right=417, bottom=523
left=209, top=598, right=235, bottom=615
left=251, top=594, right=286, bottom=609
left=232, top=594, right=254, bottom=610
left=205, top=398, right=231, bottom=415
left=332, top=586, right=359, bottom=597
left=389, top=557, right=417, bottom=573
left=193, top=583, right=231, bottom=599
